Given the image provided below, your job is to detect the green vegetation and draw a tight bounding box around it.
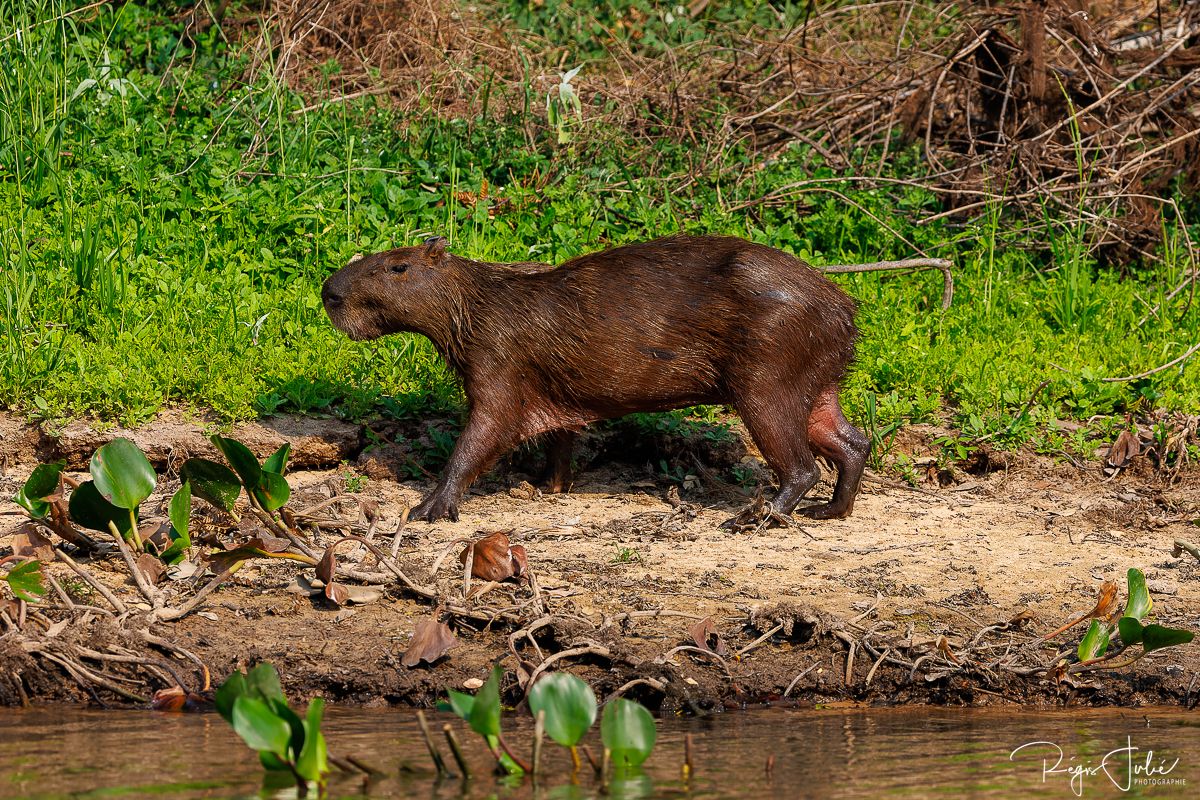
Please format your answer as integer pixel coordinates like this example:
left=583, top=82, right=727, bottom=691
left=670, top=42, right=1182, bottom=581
left=215, top=663, right=329, bottom=792
left=1077, top=568, right=1194, bottom=667
left=1, top=1, right=1197, bottom=465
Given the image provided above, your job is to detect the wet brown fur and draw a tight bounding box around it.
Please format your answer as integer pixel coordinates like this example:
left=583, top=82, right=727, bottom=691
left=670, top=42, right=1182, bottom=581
left=322, top=235, right=868, bottom=522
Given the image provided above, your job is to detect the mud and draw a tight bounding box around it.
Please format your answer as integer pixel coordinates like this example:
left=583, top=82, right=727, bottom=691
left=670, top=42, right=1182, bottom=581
left=1, top=411, right=1198, bottom=711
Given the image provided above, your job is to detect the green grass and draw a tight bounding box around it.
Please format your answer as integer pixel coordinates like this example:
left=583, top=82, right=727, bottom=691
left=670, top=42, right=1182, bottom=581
left=1, top=1, right=1197, bottom=466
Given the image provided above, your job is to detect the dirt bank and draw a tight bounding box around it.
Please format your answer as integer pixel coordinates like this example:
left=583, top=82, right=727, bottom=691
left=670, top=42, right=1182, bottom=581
left=2, top=411, right=1198, bottom=711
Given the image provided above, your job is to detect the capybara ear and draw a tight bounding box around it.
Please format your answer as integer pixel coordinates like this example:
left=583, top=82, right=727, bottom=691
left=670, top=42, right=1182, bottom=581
left=423, top=236, right=449, bottom=259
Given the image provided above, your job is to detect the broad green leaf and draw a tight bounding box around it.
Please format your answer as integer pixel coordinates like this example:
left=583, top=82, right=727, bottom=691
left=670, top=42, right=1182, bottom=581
left=1142, top=624, right=1195, bottom=653
left=159, top=483, right=193, bottom=564
left=1078, top=619, right=1112, bottom=661
left=262, top=443, right=290, bottom=475
left=212, top=436, right=262, bottom=490
left=179, top=458, right=241, bottom=513
left=13, top=462, right=64, bottom=519
left=232, top=696, right=291, bottom=755
left=68, top=481, right=135, bottom=537
left=296, top=698, right=329, bottom=782
left=245, top=663, right=286, bottom=703
left=528, top=672, right=597, bottom=747
left=440, top=689, right=475, bottom=720
left=91, top=438, right=155, bottom=510
left=601, top=698, right=657, bottom=767
left=169, top=482, right=191, bottom=541
left=3, top=560, right=46, bottom=602
left=255, top=471, right=291, bottom=512
left=467, top=665, right=503, bottom=738
left=215, top=671, right=248, bottom=723
left=1123, top=568, right=1152, bottom=622
left=1118, top=616, right=1144, bottom=646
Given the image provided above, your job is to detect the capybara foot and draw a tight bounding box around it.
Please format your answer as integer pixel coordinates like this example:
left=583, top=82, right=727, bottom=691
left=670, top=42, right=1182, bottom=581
left=797, top=500, right=852, bottom=520
left=411, top=493, right=459, bottom=522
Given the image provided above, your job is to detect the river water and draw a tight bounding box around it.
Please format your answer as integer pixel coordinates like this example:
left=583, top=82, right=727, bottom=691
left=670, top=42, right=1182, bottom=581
left=1, top=706, right=1197, bottom=798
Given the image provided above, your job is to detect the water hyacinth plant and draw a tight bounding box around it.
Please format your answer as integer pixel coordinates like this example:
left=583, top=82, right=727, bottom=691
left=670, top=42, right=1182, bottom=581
left=215, top=663, right=329, bottom=793
left=1077, top=568, right=1194, bottom=666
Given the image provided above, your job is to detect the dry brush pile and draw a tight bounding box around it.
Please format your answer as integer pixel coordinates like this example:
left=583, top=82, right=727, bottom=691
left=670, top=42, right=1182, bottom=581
left=208, top=0, right=1200, bottom=264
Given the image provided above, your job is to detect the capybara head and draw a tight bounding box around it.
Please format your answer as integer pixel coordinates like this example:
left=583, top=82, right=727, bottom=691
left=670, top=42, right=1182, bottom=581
left=322, top=236, right=462, bottom=341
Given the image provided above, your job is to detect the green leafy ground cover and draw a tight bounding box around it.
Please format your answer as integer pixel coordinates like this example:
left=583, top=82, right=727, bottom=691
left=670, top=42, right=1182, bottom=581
left=1, top=1, right=1197, bottom=469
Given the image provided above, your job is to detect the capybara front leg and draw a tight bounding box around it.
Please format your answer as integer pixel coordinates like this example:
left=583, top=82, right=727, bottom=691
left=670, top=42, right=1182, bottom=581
left=799, top=384, right=868, bottom=519
left=411, top=409, right=523, bottom=522
left=540, top=429, right=577, bottom=494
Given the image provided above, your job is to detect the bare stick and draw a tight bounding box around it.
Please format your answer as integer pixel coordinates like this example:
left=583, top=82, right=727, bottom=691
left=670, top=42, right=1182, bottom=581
left=1100, top=342, right=1200, bottom=383
left=821, top=258, right=954, bottom=309
left=783, top=662, right=821, bottom=697
left=442, top=724, right=471, bottom=778
left=54, top=548, right=126, bottom=614
left=416, top=711, right=448, bottom=776
left=153, top=562, right=245, bottom=622
left=532, top=710, right=545, bottom=776
left=108, top=522, right=161, bottom=609
left=736, top=623, right=785, bottom=657
left=1173, top=540, right=1200, bottom=564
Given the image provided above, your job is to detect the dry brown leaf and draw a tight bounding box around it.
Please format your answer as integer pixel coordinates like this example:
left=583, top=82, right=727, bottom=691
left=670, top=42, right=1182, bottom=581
left=1087, top=580, right=1119, bottom=621
left=136, top=553, right=167, bottom=585
left=459, top=531, right=525, bottom=582
left=316, top=543, right=337, bottom=585
left=401, top=616, right=457, bottom=667
left=1104, top=429, right=1141, bottom=473
left=11, top=525, right=55, bottom=561
left=151, top=685, right=206, bottom=712
left=325, top=581, right=350, bottom=606
left=689, top=616, right=729, bottom=656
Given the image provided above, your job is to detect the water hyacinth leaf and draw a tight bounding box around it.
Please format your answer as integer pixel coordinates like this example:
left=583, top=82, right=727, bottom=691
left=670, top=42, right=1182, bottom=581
left=14, top=462, right=64, bottom=518
left=1118, top=616, right=1144, bottom=646
left=91, top=437, right=155, bottom=509
left=1124, top=568, right=1152, bottom=622
left=69, top=480, right=135, bottom=537
left=1077, top=619, right=1112, bottom=661
left=467, top=665, right=503, bottom=738
left=601, top=698, right=657, bottom=767
left=296, top=698, right=329, bottom=782
left=232, top=696, right=291, bottom=755
left=215, top=671, right=249, bottom=722
left=246, top=663, right=286, bottom=703
left=528, top=672, right=597, bottom=747
left=160, top=483, right=192, bottom=564
left=1141, top=625, right=1194, bottom=653
left=255, top=470, right=291, bottom=512
left=262, top=443, right=290, bottom=475
left=3, top=560, right=47, bottom=602
left=169, top=482, right=191, bottom=541
left=180, top=458, right=242, bottom=513
left=212, top=436, right=262, bottom=489
left=440, top=689, right=475, bottom=720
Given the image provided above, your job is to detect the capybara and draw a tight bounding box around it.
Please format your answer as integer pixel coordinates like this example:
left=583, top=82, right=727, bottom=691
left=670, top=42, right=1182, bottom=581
left=322, top=235, right=868, bottom=522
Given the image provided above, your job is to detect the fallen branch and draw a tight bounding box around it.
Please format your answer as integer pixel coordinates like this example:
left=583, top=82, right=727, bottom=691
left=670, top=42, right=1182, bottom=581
left=821, top=258, right=955, bottom=310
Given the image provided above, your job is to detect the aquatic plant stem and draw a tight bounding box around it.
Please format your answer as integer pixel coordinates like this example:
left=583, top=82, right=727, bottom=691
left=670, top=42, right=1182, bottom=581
left=442, top=724, right=471, bottom=778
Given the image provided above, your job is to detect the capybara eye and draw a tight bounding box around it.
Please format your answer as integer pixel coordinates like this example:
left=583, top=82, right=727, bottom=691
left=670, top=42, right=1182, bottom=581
left=390, top=263, right=409, bottom=275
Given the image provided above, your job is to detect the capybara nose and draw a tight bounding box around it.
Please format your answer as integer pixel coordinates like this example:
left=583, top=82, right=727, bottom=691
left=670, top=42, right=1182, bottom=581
left=322, top=281, right=343, bottom=309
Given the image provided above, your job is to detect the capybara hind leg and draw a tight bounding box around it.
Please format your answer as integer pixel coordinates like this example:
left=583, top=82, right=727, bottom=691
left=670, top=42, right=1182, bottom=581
left=540, top=430, right=577, bottom=494
left=799, top=384, right=868, bottom=519
left=735, top=395, right=820, bottom=515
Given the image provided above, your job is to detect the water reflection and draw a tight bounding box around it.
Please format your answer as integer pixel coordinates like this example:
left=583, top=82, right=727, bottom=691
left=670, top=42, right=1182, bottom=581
left=0, top=706, right=1196, bottom=798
